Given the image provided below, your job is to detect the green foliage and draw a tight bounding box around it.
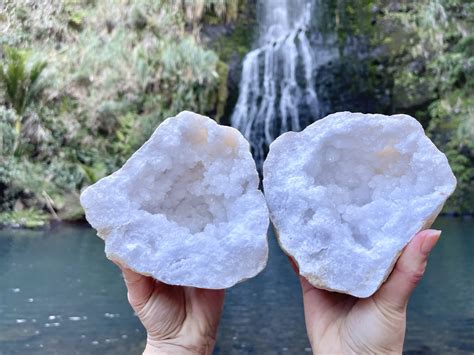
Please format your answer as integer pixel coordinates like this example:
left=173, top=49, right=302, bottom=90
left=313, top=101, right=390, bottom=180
left=215, top=61, right=229, bottom=121
left=0, top=47, right=48, bottom=155
left=213, top=16, right=256, bottom=61
left=0, top=209, right=48, bottom=228
left=179, top=0, right=240, bottom=25
left=78, top=162, right=107, bottom=184
left=454, top=34, right=474, bottom=57
left=0, top=107, right=18, bottom=155
left=0, top=0, right=472, bottom=226
left=375, top=0, right=474, bottom=213
left=0, top=0, right=235, bottom=226
left=1, top=157, right=67, bottom=206
left=412, top=1, right=473, bottom=213
left=427, top=92, right=474, bottom=213
left=0, top=47, right=47, bottom=115
left=312, top=0, right=376, bottom=50
left=316, top=0, right=473, bottom=213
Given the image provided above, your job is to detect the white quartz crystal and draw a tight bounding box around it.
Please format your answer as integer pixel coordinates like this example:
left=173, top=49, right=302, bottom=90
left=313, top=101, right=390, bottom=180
left=81, top=111, right=269, bottom=289
left=263, top=112, right=456, bottom=297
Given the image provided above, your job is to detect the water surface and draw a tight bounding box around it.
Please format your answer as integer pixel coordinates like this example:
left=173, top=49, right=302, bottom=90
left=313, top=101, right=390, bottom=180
left=0, top=217, right=472, bottom=354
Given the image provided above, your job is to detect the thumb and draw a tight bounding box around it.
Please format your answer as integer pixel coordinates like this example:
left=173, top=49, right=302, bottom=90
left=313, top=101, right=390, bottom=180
left=112, top=259, right=154, bottom=310
left=374, top=229, right=441, bottom=310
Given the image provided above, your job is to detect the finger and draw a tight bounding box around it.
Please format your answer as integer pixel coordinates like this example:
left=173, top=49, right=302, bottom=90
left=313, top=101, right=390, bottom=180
left=112, top=259, right=154, bottom=309
left=374, top=229, right=441, bottom=310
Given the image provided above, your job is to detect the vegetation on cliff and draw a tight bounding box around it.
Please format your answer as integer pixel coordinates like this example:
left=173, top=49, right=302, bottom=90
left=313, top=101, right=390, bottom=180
left=0, top=0, right=472, bottom=226
left=0, top=0, right=242, bottom=226
left=319, top=0, right=473, bottom=214
left=381, top=0, right=473, bottom=214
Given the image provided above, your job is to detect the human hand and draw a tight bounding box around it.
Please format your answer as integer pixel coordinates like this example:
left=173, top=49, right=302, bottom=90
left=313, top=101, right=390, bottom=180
left=294, top=229, right=441, bottom=354
left=115, top=264, right=225, bottom=355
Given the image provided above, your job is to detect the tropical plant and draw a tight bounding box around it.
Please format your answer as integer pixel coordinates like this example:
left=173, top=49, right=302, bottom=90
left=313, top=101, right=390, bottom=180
left=0, top=106, right=18, bottom=155
left=0, top=47, right=47, bottom=116
left=0, top=47, right=47, bottom=153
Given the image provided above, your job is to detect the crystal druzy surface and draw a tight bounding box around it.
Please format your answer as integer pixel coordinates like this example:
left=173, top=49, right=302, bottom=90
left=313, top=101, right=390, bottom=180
left=81, top=111, right=269, bottom=289
left=263, top=112, right=456, bottom=297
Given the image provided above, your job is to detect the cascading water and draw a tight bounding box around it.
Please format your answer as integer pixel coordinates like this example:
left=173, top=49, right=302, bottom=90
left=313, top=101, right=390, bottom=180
left=231, top=0, right=321, bottom=166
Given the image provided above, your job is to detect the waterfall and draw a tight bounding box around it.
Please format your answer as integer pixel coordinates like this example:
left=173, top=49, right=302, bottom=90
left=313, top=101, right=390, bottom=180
left=231, top=0, right=320, bottom=166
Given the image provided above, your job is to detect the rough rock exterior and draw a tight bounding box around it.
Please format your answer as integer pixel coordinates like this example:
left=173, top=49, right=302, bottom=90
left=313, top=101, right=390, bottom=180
left=263, top=112, right=456, bottom=297
left=81, top=111, right=269, bottom=289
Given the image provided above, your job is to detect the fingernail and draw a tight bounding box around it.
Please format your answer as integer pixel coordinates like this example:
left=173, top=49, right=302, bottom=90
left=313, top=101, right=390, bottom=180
left=420, top=230, right=441, bottom=255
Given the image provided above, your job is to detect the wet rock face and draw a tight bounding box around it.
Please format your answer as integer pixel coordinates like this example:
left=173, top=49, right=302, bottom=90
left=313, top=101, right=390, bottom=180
left=263, top=112, right=456, bottom=297
left=81, top=111, right=269, bottom=289
left=315, top=56, right=393, bottom=118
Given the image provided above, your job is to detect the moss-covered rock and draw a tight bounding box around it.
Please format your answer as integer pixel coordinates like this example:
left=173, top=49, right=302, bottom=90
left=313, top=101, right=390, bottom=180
left=0, top=209, right=48, bottom=228
left=316, top=56, right=393, bottom=117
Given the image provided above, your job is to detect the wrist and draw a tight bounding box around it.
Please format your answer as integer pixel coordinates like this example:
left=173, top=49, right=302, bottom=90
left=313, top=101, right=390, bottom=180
left=144, top=337, right=215, bottom=355
left=143, top=342, right=194, bottom=355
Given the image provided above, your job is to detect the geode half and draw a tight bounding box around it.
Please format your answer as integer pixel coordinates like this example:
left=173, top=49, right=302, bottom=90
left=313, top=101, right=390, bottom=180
left=81, top=111, right=269, bottom=289
left=263, top=112, right=456, bottom=297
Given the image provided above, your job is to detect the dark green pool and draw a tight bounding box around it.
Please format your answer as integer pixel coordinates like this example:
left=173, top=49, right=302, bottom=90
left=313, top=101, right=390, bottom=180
left=0, top=217, right=473, bottom=354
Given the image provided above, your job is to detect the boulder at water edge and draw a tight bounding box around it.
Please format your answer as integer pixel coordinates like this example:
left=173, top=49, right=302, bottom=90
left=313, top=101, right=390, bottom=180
left=80, top=111, right=269, bottom=289
left=263, top=112, right=456, bottom=297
